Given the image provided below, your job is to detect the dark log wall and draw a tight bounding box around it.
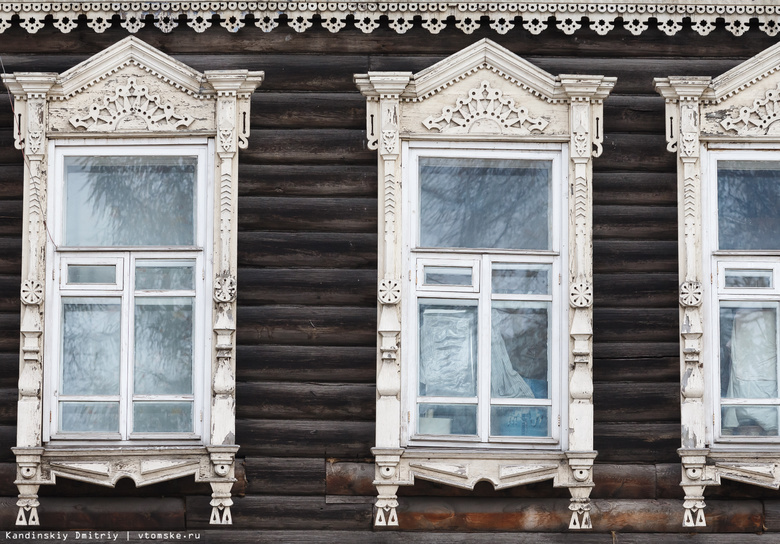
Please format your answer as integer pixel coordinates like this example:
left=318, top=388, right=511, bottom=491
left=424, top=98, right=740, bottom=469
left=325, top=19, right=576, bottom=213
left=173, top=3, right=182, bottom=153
left=3, top=18, right=780, bottom=542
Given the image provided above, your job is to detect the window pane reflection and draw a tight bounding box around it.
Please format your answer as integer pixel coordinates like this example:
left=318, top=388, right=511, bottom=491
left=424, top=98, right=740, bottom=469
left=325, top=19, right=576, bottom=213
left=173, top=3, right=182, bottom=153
left=718, top=161, right=780, bottom=250
left=491, top=301, right=549, bottom=399
left=490, top=405, right=549, bottom=437
left=419, top=158, right=551, bottom=250
left=721, top=406, right=779, bottom=437
left=133, top=402, right=193, bottom=433
left=60, top=402, right=119, bottom=433
left=418, top=404, right=477, bottom=435
left=418, top=301, right=478, bottom=397
left=65, top=156, right=196, bottom=247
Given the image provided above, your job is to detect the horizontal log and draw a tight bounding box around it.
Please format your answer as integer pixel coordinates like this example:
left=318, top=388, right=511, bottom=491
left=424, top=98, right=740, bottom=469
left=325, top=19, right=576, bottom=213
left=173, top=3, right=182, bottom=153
left=236, top=382, right=375, bottom=421
left=245, top=128, right=374, bottom=165
left=394, top=497, right=762, bottom=533
left=186, top=494, right=372, bottom=529
left=251, top=92, right=365, bottom=129
left=237, top=305, right=375, bottom=346
left=237, top=232, right=376, bottom=269
left=593, top=308, right=678, bottom=343
left=593, top=172, right=677, bottom=207
left=595, top=356, right=679, bottom=383
left=594, top=423, right=679, bottom=463
left=245, top=457, right=325, bottom=496
left=0, top=352, right=19, bottom=389
left=0, top=130, right=19, bottom=165
left=238, top=268, right=375, bottom=306
left=0, top=274, right=22, bottom=313
left=236, top=345, right=375, bottom=383
left=0, top=312, right=20, bottom=351
left=593, top=205, right=677, bottom=241
left=598, top=134, right=674, bottom=173
left=655, top=463, right=684, bottom=499
left=0, top=496, right=185, bottom=530
left=236, top=419, right=373, bottom=458
left=594, top=382, right=679, bottom=423
left=238, top=196, right=376, bottom=233
left=326, top=461, right=658, bottom=500
left=0, top=165, right=24, bottom=199
left=594, top=273, right=678, bottom=309
left=593, top=241, right=678, bottom=274
left=0, top=236, right=22, bottom=275
left=0, top=199, right=21, bottom=236
left=238, top=164, right=376, bottom=198
left=603, top=95, right=666, bottom=134
left=594, top=341, right=680, bottom=360
left=0, top=387, right=16, bottom=424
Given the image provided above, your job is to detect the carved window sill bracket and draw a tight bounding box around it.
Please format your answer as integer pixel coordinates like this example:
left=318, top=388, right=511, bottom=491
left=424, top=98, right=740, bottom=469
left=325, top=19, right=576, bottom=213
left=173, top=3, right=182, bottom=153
left=3, top=37, right=262, bottom=526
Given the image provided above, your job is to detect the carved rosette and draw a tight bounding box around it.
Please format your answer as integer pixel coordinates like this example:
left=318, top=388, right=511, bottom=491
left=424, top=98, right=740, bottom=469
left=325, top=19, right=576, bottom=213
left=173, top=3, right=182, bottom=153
left=569, top=281, right=593, bottom=308
left=680, top=281, right=703, bottom=307
left=20, top=280, right=43, bottom=306
left=423, top=80, right=549, bottom=135
left=214, top=275, right=237, bottom=303
left=378, top=279, right=401, bottom=305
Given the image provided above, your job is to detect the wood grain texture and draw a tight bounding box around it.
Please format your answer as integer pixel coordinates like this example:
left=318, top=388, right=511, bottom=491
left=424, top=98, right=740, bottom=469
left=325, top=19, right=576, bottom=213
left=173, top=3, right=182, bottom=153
left=236, top=382, right=375, bottom=421
left=236, top=344, right=375, bottom=383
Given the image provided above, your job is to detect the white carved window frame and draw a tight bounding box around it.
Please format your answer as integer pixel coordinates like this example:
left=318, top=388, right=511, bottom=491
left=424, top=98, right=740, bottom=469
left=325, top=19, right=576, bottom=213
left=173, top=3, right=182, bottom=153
left=400, top=140, right=568, bottom=450
left=356, top=38, right=614, bottom=531
left=656, top=42, right=780, bottom=528
left=2, top=36, right=262, bottom=527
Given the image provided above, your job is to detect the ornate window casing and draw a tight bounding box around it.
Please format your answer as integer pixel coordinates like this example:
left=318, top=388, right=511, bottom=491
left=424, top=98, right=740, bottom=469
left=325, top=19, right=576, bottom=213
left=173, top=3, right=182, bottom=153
left=2, top=36, right=262, bottom=526
left=3, top=1, right=780, bottom=38
left=655, top=40, right=780, bottom=528
left=356, top=39, right=614, bottom=530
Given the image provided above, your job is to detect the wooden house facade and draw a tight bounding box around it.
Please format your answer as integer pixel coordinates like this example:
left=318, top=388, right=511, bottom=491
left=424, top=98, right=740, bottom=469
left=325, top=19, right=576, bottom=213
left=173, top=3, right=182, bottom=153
left=3, top=2, right=780, bottom=542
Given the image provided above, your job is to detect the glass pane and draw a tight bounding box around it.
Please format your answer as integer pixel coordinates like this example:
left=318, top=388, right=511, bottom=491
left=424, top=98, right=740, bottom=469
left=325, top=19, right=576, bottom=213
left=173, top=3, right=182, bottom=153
left=718, top=161, right=780, bottom=250
left=64, top=155, right=197, bottom=247
left=418, top=404, right=477, bottom=435
left=61, top=298, right=121, bottom=395
left=67, top=264, right=116, bottom=284
left=136, top=262, right=195, bottom=290
left=492, top=264, right=551, bottom=295
left=491, top=405, right=550, bottom=437
left=133, top=402, right=193, bottom=433
left=419, top=158, right=551, bottom=250
left=725, top=269, right=773, bottom=288
left=721, top=406, right=779, bottom=436
left=134, top=297, right=193, bottom=395
left=418, top=301, right=478, bottom=397
left=423, top=266, right=472, bottom=287
left=720, top=303, right=778, bottom=402
left=492, top=301, right=550, bottom=399
left=60, top=402, right=119, bottom=433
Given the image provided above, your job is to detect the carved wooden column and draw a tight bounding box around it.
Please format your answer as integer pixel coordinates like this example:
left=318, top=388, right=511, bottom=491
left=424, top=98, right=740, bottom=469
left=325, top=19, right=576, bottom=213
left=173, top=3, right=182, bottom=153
left=656, top=76, right=716, bottom=528
left=5, top=74, right=57, bottom=526
left=358, top=72, right=413, bottom=527
left=204, top=71, right=263, bottom=525
left=559, top=78, right=610, bottom=530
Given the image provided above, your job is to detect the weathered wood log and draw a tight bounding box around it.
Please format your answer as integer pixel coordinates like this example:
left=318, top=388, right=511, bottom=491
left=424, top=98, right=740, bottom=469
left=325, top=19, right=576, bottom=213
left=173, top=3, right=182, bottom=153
left=244, top=128, right=374, bottom=165
left=251, top=92, right=365, bottom=129
left=245, top=457, right=325, bottom=495
left=594, top=341, right=679, bottom=360
left=593, top=383, right=679, bottom=423
left=603, top=95, right=666, bottom=134
left=238, top=268, right=376, bottom=306
left=238, top=196, right=376, bottom=233
left=185, top=494, right=372, bottom=529
left=0, top=165, right=25, bottom=198
left=593, top=172, right=677, bottom=207
left=236, top=305, right=375, bottom=346
left=236, top=382, right=375, bottom=421
left=236, top=345, right=375, bottom=383
left=593, top=308, right=678, bottom=343
left=236, top=419, right=373, bottom=458
left=598, top=134, right=674, bottom=173
left=595, top=356, right=679, bottom=383
left=0, top=496, right=185, bottom=530
left=0, top=312, right=20, bottom=351
left=237, top=232, right=376, bottom=269
left=594, top=423, right=679, bottom=463
left=593, top=205, right=677, bottom=241
left=593, top=241, right=678, bottom=274
left=238, top=164, right=376, bottom=198
left=0, top=387, right=17, bottom=423
left=594, top=273, right=678, bottom=309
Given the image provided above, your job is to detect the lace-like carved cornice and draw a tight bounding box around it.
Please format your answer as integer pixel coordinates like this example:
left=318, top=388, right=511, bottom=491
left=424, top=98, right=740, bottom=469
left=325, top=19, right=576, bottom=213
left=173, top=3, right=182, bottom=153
left=4, top=2, right=780, bottom=36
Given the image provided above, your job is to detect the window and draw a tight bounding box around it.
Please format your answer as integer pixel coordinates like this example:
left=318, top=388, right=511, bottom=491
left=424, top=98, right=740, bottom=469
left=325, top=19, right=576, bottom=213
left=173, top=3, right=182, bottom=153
left=656, top=43, right=780, bottom=528
left=44, top=143, right=211, bottom=441
left=404, top=144, right=565, bottom=447
left=3, top=36, right=262, bottom=527
left=357, top=38, right=614, bottom=530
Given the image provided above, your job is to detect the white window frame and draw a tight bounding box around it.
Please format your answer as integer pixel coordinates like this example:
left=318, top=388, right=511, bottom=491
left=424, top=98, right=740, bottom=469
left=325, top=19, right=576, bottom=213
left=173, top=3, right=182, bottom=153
left=43, top=140, right=213, bottom=443
left=702, top=147, right=780, bottom=447
left=400, top=141, right=567, bottom=450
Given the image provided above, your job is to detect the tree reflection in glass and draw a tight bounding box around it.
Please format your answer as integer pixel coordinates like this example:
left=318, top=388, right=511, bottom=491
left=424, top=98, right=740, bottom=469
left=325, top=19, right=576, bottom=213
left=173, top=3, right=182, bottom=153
left=64, top=156, right=196, bottom=247
left=718, top=161, right=780, bottom=250
left=419, top=158, right=551, bottom=250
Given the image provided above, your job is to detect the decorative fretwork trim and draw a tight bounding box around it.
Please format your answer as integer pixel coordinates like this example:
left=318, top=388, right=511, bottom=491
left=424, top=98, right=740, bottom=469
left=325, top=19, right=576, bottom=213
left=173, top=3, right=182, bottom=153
left=5, top=2, right=780, bottom=37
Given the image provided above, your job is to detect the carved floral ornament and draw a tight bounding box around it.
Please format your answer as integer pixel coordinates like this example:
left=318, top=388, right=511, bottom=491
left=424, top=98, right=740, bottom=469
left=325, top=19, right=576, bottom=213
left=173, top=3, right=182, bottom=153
left=5, top=1, right=780, bottom=36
